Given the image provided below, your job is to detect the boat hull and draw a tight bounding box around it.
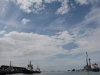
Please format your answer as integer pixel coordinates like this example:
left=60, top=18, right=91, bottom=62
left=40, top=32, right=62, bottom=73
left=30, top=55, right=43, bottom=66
left=92, top=69, right=100, bottom=72
left=23, top=69, right=41, bottom=74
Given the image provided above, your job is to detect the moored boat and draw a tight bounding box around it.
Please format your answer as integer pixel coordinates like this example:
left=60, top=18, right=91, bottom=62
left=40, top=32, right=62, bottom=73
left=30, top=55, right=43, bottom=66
left=23, top=61, right=41, bottom=74
left=92, top=63, right=100, bottom=72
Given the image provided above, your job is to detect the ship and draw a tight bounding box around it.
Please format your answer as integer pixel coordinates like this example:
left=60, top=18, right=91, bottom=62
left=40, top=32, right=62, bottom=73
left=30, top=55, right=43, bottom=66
left=92, top=63, right=100, bottom=72
left=83, top=52, right=92, bottom=71
left=23, top=61, right=41, bottom=74
left=83, top=52, right=100, bottom=72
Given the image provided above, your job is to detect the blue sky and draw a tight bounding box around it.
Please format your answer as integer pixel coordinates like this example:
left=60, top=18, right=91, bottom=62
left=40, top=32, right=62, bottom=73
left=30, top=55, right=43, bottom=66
left=0, top=0, right=100, bottom=71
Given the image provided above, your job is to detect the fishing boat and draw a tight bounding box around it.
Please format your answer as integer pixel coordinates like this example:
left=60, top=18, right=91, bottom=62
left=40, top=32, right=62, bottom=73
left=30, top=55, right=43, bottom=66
left=92, top=63, right=100, bottom=72
left=34, top=65, right=41, bottom=73
left=23, top=61, right=41, bottom=74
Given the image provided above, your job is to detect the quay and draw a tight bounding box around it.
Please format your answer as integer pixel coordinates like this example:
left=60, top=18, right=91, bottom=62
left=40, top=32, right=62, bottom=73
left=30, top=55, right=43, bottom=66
left=0, top=65, right=26, bottom=75
left=0, top=61, right=41, bottom=75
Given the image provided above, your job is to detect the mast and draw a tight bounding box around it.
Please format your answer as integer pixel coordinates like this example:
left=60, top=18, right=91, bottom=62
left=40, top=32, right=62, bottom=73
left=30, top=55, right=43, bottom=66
left=36, top=65, right=40, bottom=71
left=30, top=61, right=31, bottom=65
left=9, top=61, right=13, bottom=72
left=30, top=61, right=33, bottom=71
left=10, top=61, right=11, bottom=68
left=89, top=58, right=91, bottom=67
left=86, top=52, right=88, bottom=67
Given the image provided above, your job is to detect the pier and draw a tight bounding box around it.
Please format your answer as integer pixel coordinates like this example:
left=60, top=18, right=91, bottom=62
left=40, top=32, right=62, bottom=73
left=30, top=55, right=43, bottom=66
left=0, top=61, right=41, bottom=75
left=0, top=65, right=26, bottom=75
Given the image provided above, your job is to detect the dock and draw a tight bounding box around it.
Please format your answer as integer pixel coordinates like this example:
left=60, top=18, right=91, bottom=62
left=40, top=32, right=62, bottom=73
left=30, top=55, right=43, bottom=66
left=0, top=65, right=26, bottom=75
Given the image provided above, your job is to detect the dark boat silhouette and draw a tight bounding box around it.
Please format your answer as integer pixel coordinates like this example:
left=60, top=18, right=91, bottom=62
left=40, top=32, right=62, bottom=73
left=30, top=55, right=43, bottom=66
left=92, top=63, right=100, bottom=72
left=23, top=61, right=41, bottom=74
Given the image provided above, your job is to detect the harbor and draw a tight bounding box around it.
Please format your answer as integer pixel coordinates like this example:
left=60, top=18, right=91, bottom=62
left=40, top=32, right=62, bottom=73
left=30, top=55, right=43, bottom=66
left=0, top=0, right=100, bottom=75
left=0, top=52, right=100, bottom=75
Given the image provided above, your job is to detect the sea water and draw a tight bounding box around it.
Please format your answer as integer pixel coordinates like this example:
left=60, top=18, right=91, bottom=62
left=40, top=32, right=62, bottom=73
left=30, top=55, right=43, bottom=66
left=6, top=71, right=100, bottom=75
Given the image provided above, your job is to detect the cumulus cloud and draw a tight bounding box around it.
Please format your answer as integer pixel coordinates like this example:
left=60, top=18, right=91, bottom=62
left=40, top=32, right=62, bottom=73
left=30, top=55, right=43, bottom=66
left=1, top=27, right=99, bottom=69
left=56, top=0, right=70, bottom=15
left=21, top=18, right=30, bottom=25
left=13, top=0, right=70, bottom=15
left=15, top=0, right=45, bottom=13
left=0, top=30, right=73, bottom=65
left=9, top=0, right=99, bottom=15
left=0, top=30, right=6, bottom=34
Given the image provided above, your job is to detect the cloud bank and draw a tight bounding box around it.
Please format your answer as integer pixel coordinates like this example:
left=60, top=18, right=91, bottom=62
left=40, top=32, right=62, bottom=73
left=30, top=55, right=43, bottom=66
left=0, top=30, right=73, bottom=62
left=12, top=0, right=99, bottom=15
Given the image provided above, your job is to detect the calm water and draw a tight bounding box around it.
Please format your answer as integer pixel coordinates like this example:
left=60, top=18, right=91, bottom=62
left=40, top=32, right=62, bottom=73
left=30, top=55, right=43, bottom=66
left=6, top=71, right=100, bottom=75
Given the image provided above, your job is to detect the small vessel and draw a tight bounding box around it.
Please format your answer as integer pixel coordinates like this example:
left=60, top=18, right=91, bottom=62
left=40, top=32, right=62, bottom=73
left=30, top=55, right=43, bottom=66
left=34, top=65, right=41, bottom=73
left=23, top=61, right=41, bottom=74
left=92, top=63, right=100, bottom=72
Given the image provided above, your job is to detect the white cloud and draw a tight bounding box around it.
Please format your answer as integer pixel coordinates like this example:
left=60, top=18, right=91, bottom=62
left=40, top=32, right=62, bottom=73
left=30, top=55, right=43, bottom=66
left=62, top=7, right=100, bottom=68
left=44, top=0, right=56, bottom=3
left=75, top=0, right=99, bottom=5
left=15, top=0, right=45, bottom=13
left=69, top=7, right=100, bottom=55
left=44, top=0, right=63, bottom=3
left=84, top=7, right=100, bottom=24
left=56, top=31, right=73, bottom=44
left=70, top=27, right=100, bottom=58
left=45, top=18, right=66, bottom=31
left=75, top=0, right=88, bottom=5
left=7, top=0, right=100, bottom=15
left=0, top=30, right=73, bottom=66
left=56, top=0, right=70, bottom=15
left=0, top=30, right=6, bottom=34
left=13, top=0, right=70, bottom=15
left=0, top=0, right=9, bottom=17
left=6, top=0, right=9, bottom=1
left=21, top=18, right=30, bottom=25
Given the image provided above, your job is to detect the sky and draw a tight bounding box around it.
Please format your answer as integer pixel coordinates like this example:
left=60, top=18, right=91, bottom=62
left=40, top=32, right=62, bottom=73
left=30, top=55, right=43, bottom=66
left=0, top=0, right=100, bottom=71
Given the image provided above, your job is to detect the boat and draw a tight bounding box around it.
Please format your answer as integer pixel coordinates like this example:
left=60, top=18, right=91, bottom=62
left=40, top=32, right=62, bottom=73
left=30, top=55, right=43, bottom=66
left=92, top=63, right=100, bottom=72
left=83, top=52, right=92, bottom=71
left=83, top=52, right=100, bottom=72
left=23, top=61, right=41, bottom=74
left=34, top=65, right=41, bottom=73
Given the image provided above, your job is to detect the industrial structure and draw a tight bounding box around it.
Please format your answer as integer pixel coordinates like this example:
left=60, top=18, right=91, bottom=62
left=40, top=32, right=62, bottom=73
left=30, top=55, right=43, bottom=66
left=83, top=52, right=100, bottom=72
